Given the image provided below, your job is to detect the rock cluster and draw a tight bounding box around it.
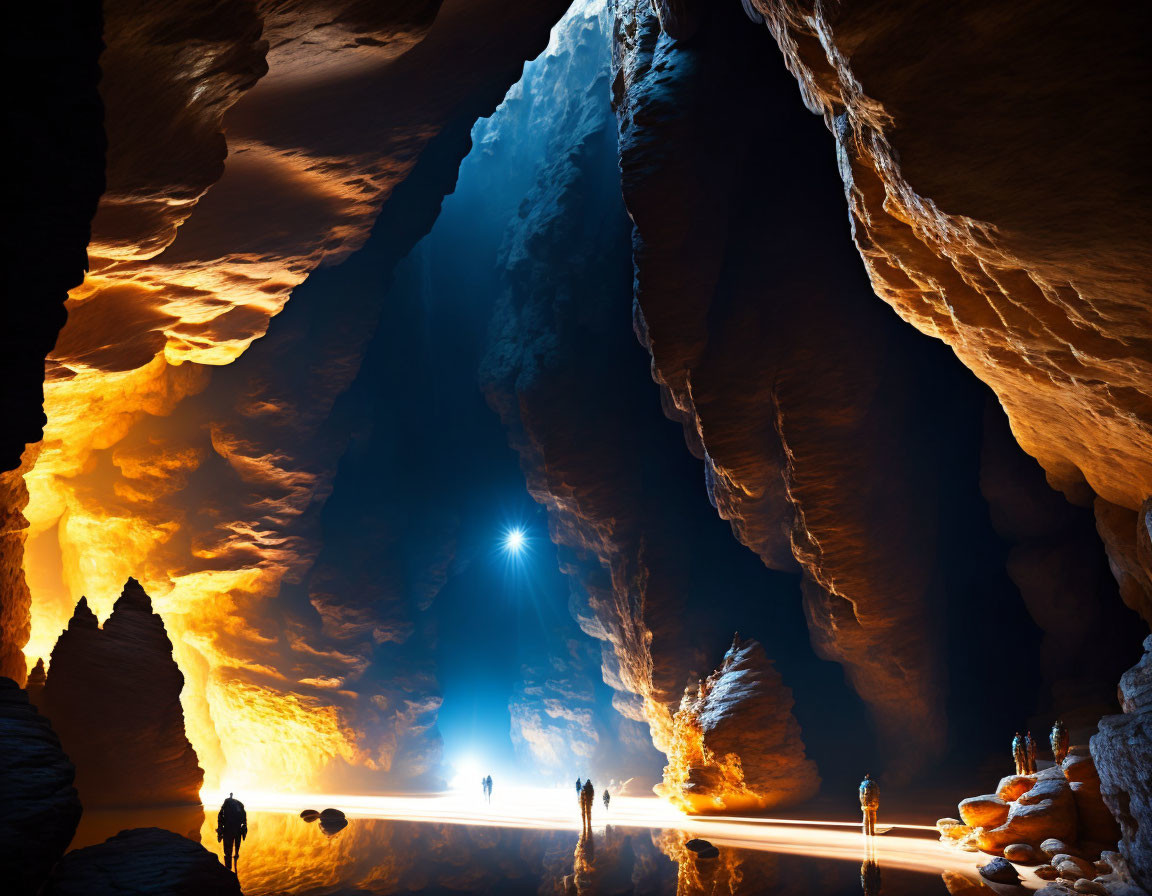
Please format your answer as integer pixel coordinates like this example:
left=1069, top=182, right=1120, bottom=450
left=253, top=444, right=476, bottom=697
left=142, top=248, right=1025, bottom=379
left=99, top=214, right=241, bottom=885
left=38, top=579, right=203, bottom=807
left=0, top=677, right=82, bottom=894
left=941, top=751, right=1140, bottom=894
left=944, top=755, right=1118, bottom=856
left=655, top=638, right=819, bottom=813
left=43, top=828, right=241, bottom=896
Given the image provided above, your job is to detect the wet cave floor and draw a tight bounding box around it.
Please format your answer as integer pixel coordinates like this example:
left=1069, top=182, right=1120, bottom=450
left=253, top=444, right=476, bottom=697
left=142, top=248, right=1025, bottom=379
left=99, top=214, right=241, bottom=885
left=65, top=789, right=1038, bottom=895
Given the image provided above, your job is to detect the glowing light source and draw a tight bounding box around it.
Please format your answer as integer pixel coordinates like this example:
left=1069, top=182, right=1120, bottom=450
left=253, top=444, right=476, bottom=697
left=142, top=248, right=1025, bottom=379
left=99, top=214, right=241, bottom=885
left=503, top=527, right=526, bottom=554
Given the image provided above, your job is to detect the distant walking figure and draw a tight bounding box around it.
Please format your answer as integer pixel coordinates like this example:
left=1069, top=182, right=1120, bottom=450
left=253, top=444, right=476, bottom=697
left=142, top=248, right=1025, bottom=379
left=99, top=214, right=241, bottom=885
left=217, top=792, right=247, bottom=870
left=580, top=779, right=595, bottom=830
left=602, top=789, right=610, bottom=812
left=859, top=774, right=879, bottom=837
left=1024, top=731, right=1037, bottom=774
left=485, top=775, right=493, bottom=803
left=1012, top=731, right=1027, bottom=775
left=576, top=778, right=582, bottom=798
left=1050, top=720, right=1070, bottom=765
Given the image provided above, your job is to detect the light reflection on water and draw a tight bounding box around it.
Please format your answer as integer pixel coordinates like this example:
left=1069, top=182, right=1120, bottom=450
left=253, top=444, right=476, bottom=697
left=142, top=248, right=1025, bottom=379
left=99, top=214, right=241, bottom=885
left=70, top=808, right=965, bottom=895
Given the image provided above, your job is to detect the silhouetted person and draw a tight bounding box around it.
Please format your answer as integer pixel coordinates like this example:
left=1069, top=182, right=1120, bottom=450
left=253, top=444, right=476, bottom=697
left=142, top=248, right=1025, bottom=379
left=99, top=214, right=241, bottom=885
left=1012, top=731, right=1027, bottom=775
left=1050, top=719, right=1069, bottom=765
left=602, top=789, right=610, bottom=812
left=1025, top=731, right=1037, bottom=774
left=485, top=775, right=493, bottom=803
left=217, top=792, right=247, bottom=870
left=580, top=779, right=595, bottom=830
left=576, top=777, right=582, bottom=799
left=859, top=774, right=878, bottom=837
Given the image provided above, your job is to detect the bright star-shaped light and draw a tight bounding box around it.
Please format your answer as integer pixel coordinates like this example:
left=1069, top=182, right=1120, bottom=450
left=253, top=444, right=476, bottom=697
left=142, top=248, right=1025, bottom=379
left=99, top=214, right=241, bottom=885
left=503, top=528, right=526, bottom=553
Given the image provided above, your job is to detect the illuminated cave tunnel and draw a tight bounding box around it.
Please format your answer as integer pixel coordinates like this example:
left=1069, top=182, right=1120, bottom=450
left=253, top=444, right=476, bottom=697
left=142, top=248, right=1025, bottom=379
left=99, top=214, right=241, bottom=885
left=3, top=0, right=1150, bottom=891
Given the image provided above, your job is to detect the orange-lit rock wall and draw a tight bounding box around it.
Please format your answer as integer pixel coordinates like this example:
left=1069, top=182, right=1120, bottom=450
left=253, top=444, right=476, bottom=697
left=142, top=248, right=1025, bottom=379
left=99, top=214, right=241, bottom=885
left=7, top=0, right=569, bottom=791
left=746, top=0, right=1152, bottom=621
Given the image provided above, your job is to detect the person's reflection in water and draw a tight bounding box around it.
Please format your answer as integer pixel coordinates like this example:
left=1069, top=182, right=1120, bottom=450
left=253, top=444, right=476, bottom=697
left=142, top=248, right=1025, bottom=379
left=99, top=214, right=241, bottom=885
left=860, top=832, right=882, bottom=896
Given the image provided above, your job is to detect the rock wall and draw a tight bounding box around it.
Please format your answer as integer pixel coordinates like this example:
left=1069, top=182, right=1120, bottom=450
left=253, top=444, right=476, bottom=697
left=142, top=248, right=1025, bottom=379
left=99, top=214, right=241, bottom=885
left=0, top=677, right=82, bottom=894
left=38, top=579, right=203, bottom=807
left=1092, top=636, right=1152, bottom=891
left=610, top=0, right=1010, bottom=779
left=656, top=637, right=820, bottom=813
left=743, top=0, right=1152, bottom=622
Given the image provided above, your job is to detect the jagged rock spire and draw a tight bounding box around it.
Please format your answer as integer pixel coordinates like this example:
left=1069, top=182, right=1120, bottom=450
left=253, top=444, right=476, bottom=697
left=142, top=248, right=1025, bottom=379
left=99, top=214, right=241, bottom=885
left=38, top=578, right=202, bottom=807
left=66, top=597, right=99, bottom=630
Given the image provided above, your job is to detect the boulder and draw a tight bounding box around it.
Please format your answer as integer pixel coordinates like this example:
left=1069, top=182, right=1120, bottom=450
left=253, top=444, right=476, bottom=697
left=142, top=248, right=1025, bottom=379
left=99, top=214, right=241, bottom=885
left=0, top=678, right=82, bottom=894
left=300, top=809, right=319, bottom=821
left=319, top=807, right=346, bottom=820
left=938, top=818, right=972, bottom=841
left=1043, top=839, right=1079, bottom=859
left=997, top=775, right=1036, bottom=802
left=685, top=839, right=713, bottom=852
left=960, top=795, right=1010, bottom=829
left=1054, top=855, right=1095, bottom=879
left=43, top=828, right=241, bottom=895
left=1073, top=881, right=1107, bottom=896
left=1004, top=843, right=1040, bottom=864
left=978, top=857, right=1019, bottom=884
left=1035, top=864, right=1059, bottom=880
left=978, top=769, right=1077, bottom=852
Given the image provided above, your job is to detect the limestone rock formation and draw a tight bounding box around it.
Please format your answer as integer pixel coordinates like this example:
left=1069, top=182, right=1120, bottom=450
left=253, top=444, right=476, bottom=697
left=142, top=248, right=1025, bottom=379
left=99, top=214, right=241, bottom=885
left=43, top=828, right=241, bottom=896
left=0, top=677, right=82, bottom=894
left=1091, top=636, right=1152, bottom=891
left=742, top=0, right=1152, bottom=621
left=611, top=0, right=1006, bottom=780
left=39, top=579, right=203, bottom=807
left=656, top=638, right=819, bottom=813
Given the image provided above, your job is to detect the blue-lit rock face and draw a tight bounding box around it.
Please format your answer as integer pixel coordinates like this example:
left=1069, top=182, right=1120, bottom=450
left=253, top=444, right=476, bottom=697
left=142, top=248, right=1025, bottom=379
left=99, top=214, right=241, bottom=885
left=477, top=0, right=821, bottom=793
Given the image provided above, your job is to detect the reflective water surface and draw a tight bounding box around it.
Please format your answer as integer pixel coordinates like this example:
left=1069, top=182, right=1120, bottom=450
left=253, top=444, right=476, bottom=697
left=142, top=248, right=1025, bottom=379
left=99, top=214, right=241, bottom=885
left=69, top=793, right=992, bottom=896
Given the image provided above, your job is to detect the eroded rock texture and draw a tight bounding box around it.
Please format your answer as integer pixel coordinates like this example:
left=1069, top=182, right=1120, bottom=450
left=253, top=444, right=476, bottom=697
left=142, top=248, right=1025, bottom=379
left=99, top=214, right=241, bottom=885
left=39, top=579, right=203, bottom=807
left=656, top=637, right=819, bottom=813
left=44, top=827, right=241, bottom=896
left=611, top=0, right=1001, bottom=778
left=1092, top=636, right=1152, bottom=891
left=0, top=677, right=82, bottom=894
left=744, top=0, right=1152, bottom=621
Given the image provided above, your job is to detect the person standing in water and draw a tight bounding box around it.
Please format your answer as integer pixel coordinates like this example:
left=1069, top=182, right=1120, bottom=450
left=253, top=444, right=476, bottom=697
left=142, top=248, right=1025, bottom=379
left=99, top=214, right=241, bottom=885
left=217, top=792, right=247, bottom=870
left=859, top=774, right=878, bottom=837
left=581, top=779, right=595, bottom=830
